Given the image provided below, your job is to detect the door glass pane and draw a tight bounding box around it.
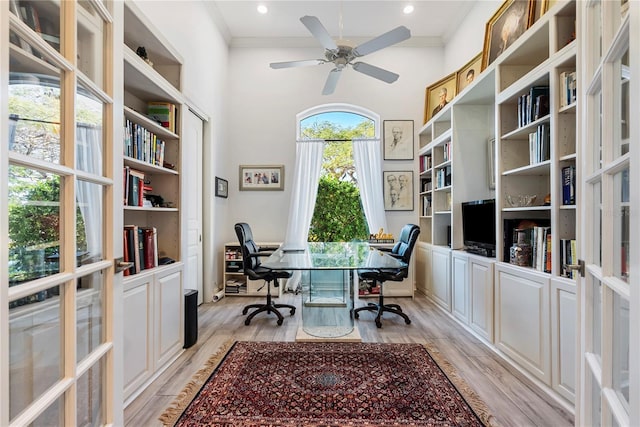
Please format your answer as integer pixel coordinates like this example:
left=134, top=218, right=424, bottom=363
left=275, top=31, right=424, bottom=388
left=591, top=180, right=602, bottom=266
left=9, top=285, right=62, bottom=420
left=77, top=1, right=105, bottom=89
left=588, top=1, right=603, bottom=73
left=77, top=271, right=104, bottom=361
left=77, top=357, right=105, bottom=426
left=9, top=0, right=61, bottom=53
left=8, top=66, right=62, bottom=164
left=618, top=50, right=629, bottom=156
left=8, top=167, right=60, bottom=285
left=591, top=278, right=602, bottom=358
left=76, top=84, right=104, bottom=175
left=33, top=396, right=63, bottom=427
left=613, top=168, right=629, bottom=282
left=76, top=180, right=104, bottom=264
left=612, top=293, right=630, bottom=409
left=590, top=89, right=603, bottom=171
left=591, top=370, right=602, bottom=426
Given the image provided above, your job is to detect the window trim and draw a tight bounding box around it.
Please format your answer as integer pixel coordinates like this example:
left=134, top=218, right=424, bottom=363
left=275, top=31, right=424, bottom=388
left=296, top=103, right=380, bottom=140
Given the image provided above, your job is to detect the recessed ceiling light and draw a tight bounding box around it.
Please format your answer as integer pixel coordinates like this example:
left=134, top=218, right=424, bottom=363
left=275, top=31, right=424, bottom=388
left=257, top=4, right=268, bottom=14
left=403, top=5, right=414, bottom=14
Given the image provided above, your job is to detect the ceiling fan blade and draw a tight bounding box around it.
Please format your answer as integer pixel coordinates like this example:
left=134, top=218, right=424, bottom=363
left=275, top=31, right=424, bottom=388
left=322, top=69, right=342, bottom=95
left=353, top=26, right=411, bottom=57
left=352, top=62, right=399, bottom=84
left=300, top=15, right=338, bottom=51
left=270, top=59, right=324, bottom=69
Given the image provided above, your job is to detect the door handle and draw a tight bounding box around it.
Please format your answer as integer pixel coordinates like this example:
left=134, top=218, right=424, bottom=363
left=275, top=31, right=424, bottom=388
left=564, top=259, right=585, bottom=278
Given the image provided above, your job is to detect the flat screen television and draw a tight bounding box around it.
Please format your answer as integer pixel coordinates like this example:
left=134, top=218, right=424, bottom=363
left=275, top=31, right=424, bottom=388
left=461, top=199, right=496, bottom=257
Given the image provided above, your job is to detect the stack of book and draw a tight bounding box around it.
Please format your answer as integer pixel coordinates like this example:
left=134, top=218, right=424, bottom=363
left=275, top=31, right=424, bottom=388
left=147, top=102, right=177, bottom=133
left=517, top=85, right=550, bottom=127
left=123, top=225, right=158, bottom=276
left=123, top=167, right=153, bottom=207
left=559, top=71, right=577, bottom=108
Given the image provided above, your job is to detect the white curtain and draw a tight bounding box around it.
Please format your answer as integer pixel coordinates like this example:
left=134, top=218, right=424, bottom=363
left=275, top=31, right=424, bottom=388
left=353, top=138, right=387, bottom=235
left=76, top=124, right=103, bottom=262
left=283, top=139, right=325, bottom=291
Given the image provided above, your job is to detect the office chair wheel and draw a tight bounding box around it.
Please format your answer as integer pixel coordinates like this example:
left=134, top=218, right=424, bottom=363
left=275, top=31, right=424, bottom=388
left=354, top=311, right=360, bottom=319
left=244, top=318, right=251, bottom=326
left=277, top=318, right=283, bottom=326
left=289, top=308, right=296, bottom=316
left=405, top=318, right=411, bottom=325
left=375, top=318, right=382, bottom=328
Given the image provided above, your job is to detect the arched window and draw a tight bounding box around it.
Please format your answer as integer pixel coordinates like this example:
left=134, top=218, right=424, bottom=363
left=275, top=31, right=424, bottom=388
left=295, top=104, right=383, bottom=242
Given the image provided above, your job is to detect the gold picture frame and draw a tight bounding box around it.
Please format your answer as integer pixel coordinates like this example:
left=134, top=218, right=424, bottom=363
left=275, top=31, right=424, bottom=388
left=482, top=0, right=536, bottom=70
left=239, top=165, right=284, bottom=191
left=424, top=72, right=456, bottom=124
left=456, top=52, right=482, bottom=94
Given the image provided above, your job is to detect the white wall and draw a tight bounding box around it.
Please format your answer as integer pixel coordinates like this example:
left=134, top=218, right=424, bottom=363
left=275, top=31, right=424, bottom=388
left=225, top=45, right=444, bottom=246
left=444, top=0, right=503, bottom=74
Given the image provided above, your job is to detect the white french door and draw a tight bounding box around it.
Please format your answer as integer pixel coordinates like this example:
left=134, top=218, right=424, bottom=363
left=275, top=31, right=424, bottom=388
left=578, top=1, right=638, bottom=426
left=2, top=1, right=118, bottom=425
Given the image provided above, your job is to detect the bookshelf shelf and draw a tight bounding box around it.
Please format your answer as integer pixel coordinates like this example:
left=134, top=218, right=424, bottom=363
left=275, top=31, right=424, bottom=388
left=124, top=156, right=179, bottom=175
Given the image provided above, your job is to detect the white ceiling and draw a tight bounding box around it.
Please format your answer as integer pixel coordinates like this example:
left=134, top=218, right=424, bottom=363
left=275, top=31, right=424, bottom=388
left=210, top=1, right=479, bottom=47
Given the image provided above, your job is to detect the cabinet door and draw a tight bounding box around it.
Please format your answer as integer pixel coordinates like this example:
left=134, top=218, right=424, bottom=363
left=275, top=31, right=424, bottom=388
left=415, top=243, right=431, bottom=295
left=469, top=257, right=495, bottom=342
left=551, top=278, right=576, bottom=403
left=155, top=269, right=183, bottom=368
left=452, top=253, right=469, bottom=323
left=495, top=264, right=550, bottom=384
left=430, top=248, right=451, bottom=311
left=123, top=276, right=154, bottom=399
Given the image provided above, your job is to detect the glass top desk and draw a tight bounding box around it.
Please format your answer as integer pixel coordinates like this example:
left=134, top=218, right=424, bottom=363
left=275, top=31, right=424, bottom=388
left=262, top=242, right=406, bottom=338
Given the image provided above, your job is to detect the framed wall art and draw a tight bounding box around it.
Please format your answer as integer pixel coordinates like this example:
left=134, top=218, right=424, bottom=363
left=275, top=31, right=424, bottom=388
left=215, top=177, right=228, bottom=198
left=424, top=72, right=456, bottom=124
left=383, top=120, right=414, bottom=160
left=482, top=0, right=535, bottom=70
left=456, top=52, right=482, bottom=93
left=239, top=165, right=284, bottom=191
left=383, top=171, right=414, bottom=211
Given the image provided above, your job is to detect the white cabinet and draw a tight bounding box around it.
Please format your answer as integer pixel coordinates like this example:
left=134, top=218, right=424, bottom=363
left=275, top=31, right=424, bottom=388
left=415, top=243, right=432, bottom=296
left=468, top=254, right=495, bottom=342
left=550, top=277, right=576, bottom=403
left=429, top=246, right=451, bottom=311
left=495, top=262, right=550, bottom=384
left=123, top=264, right=183, bottom=402
left=452, top=251, right=468, bottom=323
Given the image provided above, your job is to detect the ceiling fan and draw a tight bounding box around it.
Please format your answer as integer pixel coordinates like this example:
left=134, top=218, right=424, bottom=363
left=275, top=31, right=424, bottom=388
left=269, top=15, right=411, bottom=95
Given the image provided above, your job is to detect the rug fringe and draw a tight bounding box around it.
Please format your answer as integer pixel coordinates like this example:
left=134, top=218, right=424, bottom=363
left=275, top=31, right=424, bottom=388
left=158, top=339, right=235, bottom=427
left=423, top=343, right=502, bottom=427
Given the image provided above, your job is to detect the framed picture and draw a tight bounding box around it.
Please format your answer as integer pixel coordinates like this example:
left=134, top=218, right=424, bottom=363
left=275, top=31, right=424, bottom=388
left=456, top=52, right=482, bottom=93
left=215, top=177, right=228, bottom=198
left=239, top=165, right=284, bottom=191
left=424, top=72, right=456, bottom=124
left=383, top=171, right=413, bottom=211
left=482, top=0, right=536, bottom=70
left=383, top=120, right=414, bottom=160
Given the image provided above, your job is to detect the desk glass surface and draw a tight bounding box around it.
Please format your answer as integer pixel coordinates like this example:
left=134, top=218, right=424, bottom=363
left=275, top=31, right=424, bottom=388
left=261, top=242, right=406, bottom=271
left=262, top=242, right=405, bottom=338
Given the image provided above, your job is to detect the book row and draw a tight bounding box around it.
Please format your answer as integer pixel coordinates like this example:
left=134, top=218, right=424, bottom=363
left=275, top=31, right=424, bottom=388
left=517, top=85, right=549, bottom=128
left=528, top=123, right=550, bottom=165
left=123, top=225, right=158, bottom=276
left=559, top=71, right=577, bottom=108
left=123, top=119, right=167, bottom=166
left=562, top=165, right=576, bottom=205
left=123, top=167, right=153, bottom=207
left=419, top=154, right=432, bottom=172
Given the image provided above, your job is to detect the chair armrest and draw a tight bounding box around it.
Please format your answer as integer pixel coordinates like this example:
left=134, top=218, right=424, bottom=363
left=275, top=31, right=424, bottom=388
left=376, top=247, right=393, bottom=253
left=249, top=252, right=272, bottom=258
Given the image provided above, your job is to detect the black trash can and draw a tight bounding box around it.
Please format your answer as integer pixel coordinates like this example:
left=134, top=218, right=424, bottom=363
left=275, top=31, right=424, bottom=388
left=184, top=289, right=198, bottom=348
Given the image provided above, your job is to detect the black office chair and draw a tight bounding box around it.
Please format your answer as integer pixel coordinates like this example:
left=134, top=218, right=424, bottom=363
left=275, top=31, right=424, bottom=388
left=354, top=224, right=420, bottom=328
left=234, top=223, right=296, bottom=326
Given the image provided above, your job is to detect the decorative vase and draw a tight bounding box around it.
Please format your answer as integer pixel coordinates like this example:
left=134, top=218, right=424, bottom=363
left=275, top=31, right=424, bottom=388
left=509, top=229, right=532, bottom=267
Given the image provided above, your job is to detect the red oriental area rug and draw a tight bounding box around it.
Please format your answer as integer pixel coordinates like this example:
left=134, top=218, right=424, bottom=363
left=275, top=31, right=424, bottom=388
left=160, top=341, right=499, bottom=427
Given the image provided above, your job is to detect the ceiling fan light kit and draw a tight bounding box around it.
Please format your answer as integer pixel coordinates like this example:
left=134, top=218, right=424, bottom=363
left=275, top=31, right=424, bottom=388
left=269, top=15, right=411, bottom=95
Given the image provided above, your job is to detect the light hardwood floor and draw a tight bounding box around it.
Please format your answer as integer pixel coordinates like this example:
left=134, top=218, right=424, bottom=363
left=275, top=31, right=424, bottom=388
left=124, top=292, right=575, bottom=426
